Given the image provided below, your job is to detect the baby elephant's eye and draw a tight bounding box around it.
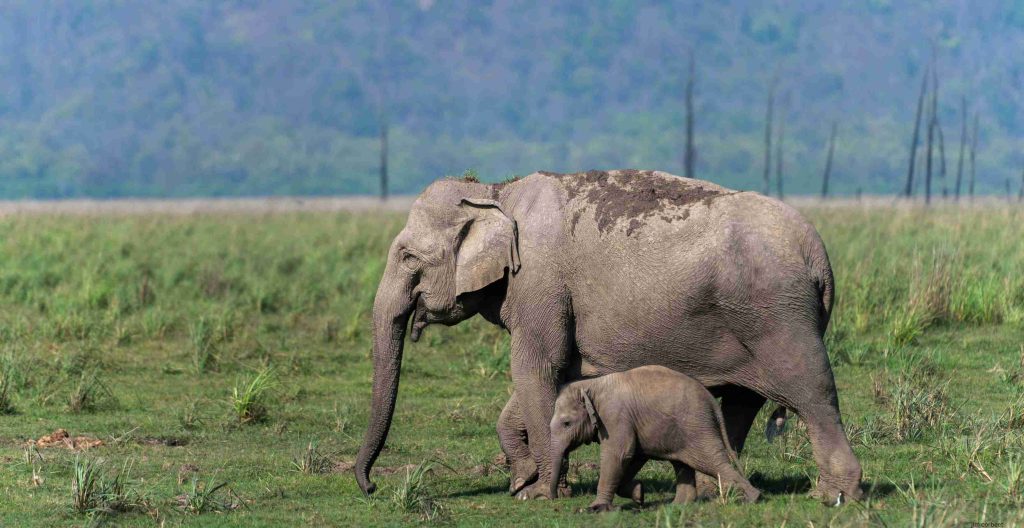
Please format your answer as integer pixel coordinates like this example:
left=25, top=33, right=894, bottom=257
left=563, top=421, right=571, bottom=428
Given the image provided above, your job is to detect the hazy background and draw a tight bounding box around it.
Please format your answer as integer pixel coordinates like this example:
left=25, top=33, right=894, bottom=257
left=0, top=0, right=1021, bottom=199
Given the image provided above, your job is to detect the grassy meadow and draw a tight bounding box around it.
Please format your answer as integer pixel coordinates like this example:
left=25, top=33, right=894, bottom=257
left=1, top=204, right=1023, bottom=527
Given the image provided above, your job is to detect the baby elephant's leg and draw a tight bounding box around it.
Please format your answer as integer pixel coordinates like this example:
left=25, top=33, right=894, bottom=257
left=685, top=452, right=760, bottom=503
left=670, top=462, right=697, bottom=504
left=590, top=436, right=638, bottom=512
left=615, top=454, right=647, bottom=505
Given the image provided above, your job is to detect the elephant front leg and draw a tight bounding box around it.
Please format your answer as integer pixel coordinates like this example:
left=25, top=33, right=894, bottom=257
left=509, top=331, right=568, bottom=500
left=497, top=392, right=538, bottom=494
left=590, top=433, right=637, bottom=512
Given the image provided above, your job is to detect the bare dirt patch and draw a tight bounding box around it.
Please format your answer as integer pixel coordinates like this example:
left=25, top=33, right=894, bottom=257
left=28, top=429, right=103, bottom=450
left=139, top=436, right=189, bottom=447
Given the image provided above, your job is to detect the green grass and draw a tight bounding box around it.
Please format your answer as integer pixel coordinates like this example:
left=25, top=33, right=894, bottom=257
left=0, top=205, right=1023, bottom=526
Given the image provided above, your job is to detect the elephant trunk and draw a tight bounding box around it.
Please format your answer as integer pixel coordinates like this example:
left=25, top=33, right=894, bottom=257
left=549, top=440, right=566, bottom=499
left=354, top=269, right=415, bottom=495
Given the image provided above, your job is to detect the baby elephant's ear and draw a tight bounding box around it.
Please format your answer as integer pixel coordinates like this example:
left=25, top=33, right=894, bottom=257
left=581, top=389, right=599, bottom=429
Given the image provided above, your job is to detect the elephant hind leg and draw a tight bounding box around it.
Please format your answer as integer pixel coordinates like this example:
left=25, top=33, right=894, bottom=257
left=497, top=393, right=537, bottom=494
left=748, top=331, right=863, bottom=504
left=615, top=454, right=648, bottom=505
left=696, top=385, right=764, bottom=499
left=670, top=461, right=696, bottom=504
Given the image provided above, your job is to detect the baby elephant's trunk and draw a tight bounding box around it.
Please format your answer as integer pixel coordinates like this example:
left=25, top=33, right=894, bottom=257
left=549, top=444, right=565, bottom=499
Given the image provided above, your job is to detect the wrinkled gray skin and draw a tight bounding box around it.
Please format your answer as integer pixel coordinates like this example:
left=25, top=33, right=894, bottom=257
left=550, top=366, right=760, bottom=511
left=354, top=170, right=862, bottom=503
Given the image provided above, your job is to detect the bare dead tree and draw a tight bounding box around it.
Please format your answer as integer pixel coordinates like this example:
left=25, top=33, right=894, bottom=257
left=969, top=112, right=979, bottom=200
left=930, top=61, right=948, bottom=199
left=955, top=96, right=967, bottom=201
left=375, top=3, right=390, bottom=201
left=924, top=97, right=935, bottom=204
left=1006, top=178, right=1013, bottom=202
left=379, top=121, right=389, bottom=201
left=762, top=76, right=777, bottom=196
left=1019, top=167, right=1023, bottom=203
left=904, top=67, right=929, bottom=197
left=820, top=122, right=838, bottom=198
left=775, top=110, right=785, bottom=199
left=683, top=50, right=696, bottom=179
left=925, top=56, right=942, bottom=205
left=937, top=121, right=948, bottom=199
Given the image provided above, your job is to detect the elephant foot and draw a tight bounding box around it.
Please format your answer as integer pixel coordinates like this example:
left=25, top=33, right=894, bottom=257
left=515, top=480, right=553, bottom=500
left=695, top=472, right=719, bottom=500
left=617, top=480, right=643, bottom=505
left=508, top=459, right=539, bottom=495
left=588, top=501, right=616, bottom=513
left=814, top=477, right=863, bottom=506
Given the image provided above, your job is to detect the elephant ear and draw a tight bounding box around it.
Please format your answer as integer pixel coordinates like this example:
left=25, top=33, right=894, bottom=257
left=455, top=198, right=521, bottom=297
left=581, top=389, right=599, bottom=429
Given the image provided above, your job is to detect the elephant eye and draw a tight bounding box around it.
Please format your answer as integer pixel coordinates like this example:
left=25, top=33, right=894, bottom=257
left=563, top=421, right=571, bottom=428
left=399, top=250, right=422, bottom=270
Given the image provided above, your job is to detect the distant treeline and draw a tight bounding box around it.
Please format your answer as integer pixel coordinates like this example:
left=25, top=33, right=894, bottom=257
left=1, top=1, right=1023, bottom=198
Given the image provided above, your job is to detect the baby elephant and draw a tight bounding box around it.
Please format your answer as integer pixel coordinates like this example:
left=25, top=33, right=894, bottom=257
left=549, top=365, right=760, bottom=511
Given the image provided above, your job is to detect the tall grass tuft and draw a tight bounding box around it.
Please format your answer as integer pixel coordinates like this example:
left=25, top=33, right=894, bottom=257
left=0, top=368, right=14, bottom=415
left=179, top=475, right=229, bottom=514
left=190, top=317, right=218, bottom=373
left=390, top=462, right=443, bottom=520
left=887, top=250, right=957, bottom=349
left=71, top=456, right=102, bottom=513
left=874, top=358, right=956, bottom=442
left=70, top=456, right=147, bottom=517
left=231, top=367, right=275, bottom=424
left=1002, top=393, right=1024, bottom=431
left=291, top=439, right=332, bottom=474
left=68, top=370, right=114, bottom=413
left=1004, top=453, right=1024, bottom=503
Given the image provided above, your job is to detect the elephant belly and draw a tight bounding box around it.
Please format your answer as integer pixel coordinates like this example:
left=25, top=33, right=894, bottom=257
left=572, top=304, right=751, bottom=388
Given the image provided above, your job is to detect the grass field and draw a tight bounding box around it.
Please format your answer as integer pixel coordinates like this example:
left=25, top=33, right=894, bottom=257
left=1, top=204, right=1023, bottom=527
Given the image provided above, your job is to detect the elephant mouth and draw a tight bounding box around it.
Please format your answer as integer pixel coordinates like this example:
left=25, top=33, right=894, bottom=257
left=409, top=294, right=429, bottom=342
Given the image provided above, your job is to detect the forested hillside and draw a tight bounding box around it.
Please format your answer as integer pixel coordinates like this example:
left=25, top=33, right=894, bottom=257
left=1, top=0, right=1021, bottom=198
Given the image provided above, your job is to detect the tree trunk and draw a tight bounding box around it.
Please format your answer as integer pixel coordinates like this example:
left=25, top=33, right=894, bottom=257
left=821, top=122, right=838, bottom=199
left=379, top=121, right=389, bottom=201
left=955, top=96, right=967, bottom=201
left=762, top=78, right=776, bottom=196
left=904, top=67, right=929, bottom=198
left=1018, top=167, right=1023, bottom=203
left=969, top=113, right=978, bottom=200
left=937, top=120, right=948, bottom=199
left=684, top=51, right=696, bottom=179
left=925, top=109, right=934, bottom=205
left=775, top=111, right=785, bottom=200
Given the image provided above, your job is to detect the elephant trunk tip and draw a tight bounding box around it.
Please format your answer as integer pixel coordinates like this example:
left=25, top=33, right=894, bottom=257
left=354, top=464, right=377, bottom=496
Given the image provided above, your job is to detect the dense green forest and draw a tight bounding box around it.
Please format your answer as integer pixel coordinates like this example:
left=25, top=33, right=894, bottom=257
left=1, top=1, right=1022, bottom=198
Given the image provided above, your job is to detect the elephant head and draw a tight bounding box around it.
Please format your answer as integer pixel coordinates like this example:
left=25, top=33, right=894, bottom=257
left=354, top=180, right=521, bottom=495
left=548, top=383, right=601, bottom=498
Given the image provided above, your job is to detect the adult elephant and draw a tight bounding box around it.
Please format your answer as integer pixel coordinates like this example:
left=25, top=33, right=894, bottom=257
left=353, top=170, right=862, bottom=503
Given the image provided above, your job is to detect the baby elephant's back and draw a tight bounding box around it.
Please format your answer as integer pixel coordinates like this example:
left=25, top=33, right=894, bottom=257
left=618, top=366, right=726, bottom=452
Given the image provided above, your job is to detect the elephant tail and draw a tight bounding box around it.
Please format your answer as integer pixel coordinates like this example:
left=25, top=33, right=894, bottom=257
left=805, top=229, right=835, bottom=337
left=712, top=400, right=742, bottom=468
left=764, top=405, right=788, bottom=442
